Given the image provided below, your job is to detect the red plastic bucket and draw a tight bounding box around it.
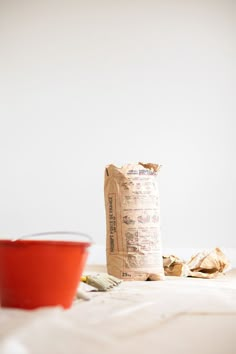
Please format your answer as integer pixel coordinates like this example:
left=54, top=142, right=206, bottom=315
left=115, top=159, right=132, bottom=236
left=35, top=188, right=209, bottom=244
left=0, top=232, right=91, bottom=310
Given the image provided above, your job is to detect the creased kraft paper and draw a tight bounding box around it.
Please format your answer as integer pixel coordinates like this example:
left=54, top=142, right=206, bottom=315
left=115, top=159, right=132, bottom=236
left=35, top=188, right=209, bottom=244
left=105, top=163, right=164, bottom=281
left=163, top=248, right=230, bottom=278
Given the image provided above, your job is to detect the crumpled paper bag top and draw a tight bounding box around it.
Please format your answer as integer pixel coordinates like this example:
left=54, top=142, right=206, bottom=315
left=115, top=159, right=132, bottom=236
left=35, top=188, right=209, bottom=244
left=163, top=248, right=230, bottom=279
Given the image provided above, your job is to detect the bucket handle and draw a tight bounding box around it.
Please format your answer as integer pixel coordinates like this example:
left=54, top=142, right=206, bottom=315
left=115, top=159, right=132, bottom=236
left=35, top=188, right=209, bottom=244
left=11, top=231, right=93, bottom=243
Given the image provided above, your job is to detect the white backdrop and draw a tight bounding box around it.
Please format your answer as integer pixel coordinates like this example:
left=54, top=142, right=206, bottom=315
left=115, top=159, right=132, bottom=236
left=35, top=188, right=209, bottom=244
left=0, top=0, right=235, bottom=249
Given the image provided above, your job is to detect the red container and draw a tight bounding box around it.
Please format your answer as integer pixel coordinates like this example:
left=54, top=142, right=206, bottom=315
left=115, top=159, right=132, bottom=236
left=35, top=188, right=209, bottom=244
left=0, top=232, right=91, bottom=310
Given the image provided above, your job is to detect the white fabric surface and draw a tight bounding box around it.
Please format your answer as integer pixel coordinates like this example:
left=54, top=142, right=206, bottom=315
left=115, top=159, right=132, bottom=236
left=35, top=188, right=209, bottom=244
left=0, top=271, right=236, bottom=354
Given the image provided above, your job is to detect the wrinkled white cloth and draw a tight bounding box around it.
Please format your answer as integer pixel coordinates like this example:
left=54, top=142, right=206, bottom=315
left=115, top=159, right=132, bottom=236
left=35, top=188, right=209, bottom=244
left=1, top=271, right=236, bottom=354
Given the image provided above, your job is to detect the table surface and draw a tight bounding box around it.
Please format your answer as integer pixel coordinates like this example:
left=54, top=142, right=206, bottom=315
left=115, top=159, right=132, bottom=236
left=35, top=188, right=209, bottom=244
left=0, top=269, right=236, bottom=354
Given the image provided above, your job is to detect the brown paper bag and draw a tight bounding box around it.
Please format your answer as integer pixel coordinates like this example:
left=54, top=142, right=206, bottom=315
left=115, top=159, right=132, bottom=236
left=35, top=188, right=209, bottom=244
left=104, top=163, right=164, bottom=281
left=163, top=255, right=188, bottom=276
left=186, top=248, right=230, bottom=278
left=163, top=248, right=230, bottom=278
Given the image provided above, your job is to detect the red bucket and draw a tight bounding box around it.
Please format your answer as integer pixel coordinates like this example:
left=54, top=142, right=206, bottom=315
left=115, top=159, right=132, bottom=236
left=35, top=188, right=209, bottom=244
left=0, top=232, right=91, bottom=310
